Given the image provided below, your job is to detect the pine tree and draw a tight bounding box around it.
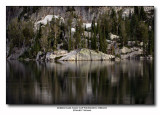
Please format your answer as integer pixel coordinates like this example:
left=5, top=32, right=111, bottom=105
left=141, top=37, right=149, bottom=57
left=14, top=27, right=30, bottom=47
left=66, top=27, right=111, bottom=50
left=34, top=23, right=42, bottom=53
left=67, top=14, right=73, bottom=51
left=137, top=21, right=149, bottom=55
left=130, top=14, right=139, bottom=41
left=120, top=20, right=127, bottom=46
left=140, top=6, right=147, bottom=21
left=49, top=17, right=61, bottom=50
left=134, top=6, right=140, bottom=19
left=74, top=19, right=83, bottom=49
left=111, top=9, right=117, bottom=34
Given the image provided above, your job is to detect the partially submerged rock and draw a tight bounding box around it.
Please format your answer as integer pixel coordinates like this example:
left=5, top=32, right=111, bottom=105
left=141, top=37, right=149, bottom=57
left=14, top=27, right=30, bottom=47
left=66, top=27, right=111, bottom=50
left=53, top=50, right=68, bottom=55
left=59, top=48, right=115, bottom=61
left=115, top=57, right=121, bottom=62
left=36, top=51, right=43, bottom=60
left=121, top=49, right=143, bottom=60
left=45, top=52, right=56, bottom=61
left=45, top=50, right=68, bottom=61
left=59, top=50, right=79, bottom=61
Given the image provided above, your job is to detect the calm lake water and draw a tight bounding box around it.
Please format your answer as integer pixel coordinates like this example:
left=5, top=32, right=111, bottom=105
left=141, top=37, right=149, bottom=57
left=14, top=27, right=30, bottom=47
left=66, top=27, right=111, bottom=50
left=6, top=60, right=154, bottom=104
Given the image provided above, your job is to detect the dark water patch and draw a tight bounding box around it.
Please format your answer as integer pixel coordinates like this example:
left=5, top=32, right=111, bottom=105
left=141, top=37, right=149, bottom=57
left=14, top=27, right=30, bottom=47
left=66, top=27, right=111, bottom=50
left=6, top=60, right=154, bottom=104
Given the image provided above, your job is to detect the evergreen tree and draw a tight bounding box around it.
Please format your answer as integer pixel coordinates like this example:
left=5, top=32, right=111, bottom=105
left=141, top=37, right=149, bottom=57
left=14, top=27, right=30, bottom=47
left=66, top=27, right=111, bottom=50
left=67, top=14, right=73, bottom=51
left=125, top=19, right=131, bottom=41
left=91, top=18, right=97, bottom=50
left=101, top=29, right=107, bottom=53
left=49, top=17, right=61, bottom=50
left=130, top=14, right=139, bottom=41
left=74, top=19, right=83, bottom=49
left=137, top=21, right=149, bottom=55
left=140, top=6, right=147, bottom=21
left=120, top=20, right=127, bottom=46
left=111, top=9, right=117, bottom=34
left=34, top=23, right=42, bottom=53
left=8, top=18, right=24, bottom=48
left=22, top=21, right=34, bottom=47
left=134, top=6, right=140, bottom=19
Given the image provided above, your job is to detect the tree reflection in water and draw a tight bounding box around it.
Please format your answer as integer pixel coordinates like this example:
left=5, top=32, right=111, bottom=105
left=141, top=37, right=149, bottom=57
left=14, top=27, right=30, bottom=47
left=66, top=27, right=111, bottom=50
left=6, top=60, right=154, bottom=104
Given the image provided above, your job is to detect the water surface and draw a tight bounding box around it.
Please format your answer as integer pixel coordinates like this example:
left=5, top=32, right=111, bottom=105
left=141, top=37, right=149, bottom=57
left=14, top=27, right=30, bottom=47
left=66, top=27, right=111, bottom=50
left=6, top=60, right=154, bottom=104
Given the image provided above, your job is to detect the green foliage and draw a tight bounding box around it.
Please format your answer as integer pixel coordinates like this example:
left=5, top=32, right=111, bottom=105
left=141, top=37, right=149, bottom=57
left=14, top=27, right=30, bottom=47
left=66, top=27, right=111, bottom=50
left=47, top=17, right=61, bottom=50
left=140, top=6, right=147, bottom=21
left=74, top=18, right=84, bottom=49
left=134, top=6, right=140, bottom=19
left=130, top=14, right=139, bottom=40
left=137, top=21, right=149, bottom=55
left=7, top=18, right=34, bottom=56
left=66, top=13, right=73, bottom=51
left=111, top=9, right=117, bottom=34
left=119, top=20, right=127, bottom=46
left=22, top=21, right=34, bottom=47
left=34, top=25, right=41, bottom=53
left=97, top=12, right=111, bottom=53
left=8, top=18, right=24, bottom=48
left=137, top=21, right=148, bottom=42
left=91, top=18, right=97, bottom=50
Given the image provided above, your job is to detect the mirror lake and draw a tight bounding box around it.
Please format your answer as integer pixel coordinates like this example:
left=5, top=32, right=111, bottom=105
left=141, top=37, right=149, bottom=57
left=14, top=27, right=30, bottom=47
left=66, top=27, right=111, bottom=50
left=6, top=60, right=154, bottom=104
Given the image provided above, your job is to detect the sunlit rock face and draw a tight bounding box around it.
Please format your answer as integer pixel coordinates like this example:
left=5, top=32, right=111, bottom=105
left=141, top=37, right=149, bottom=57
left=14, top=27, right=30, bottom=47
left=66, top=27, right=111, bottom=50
left=109, top=33, right=120, bottom=40
left=59, top=48, right=115, bottom=61
left=121, top=47, right=131, bottom=54
left=120, top=47, right=143, bottom=60
left=34, top=15, right=64, bottom=30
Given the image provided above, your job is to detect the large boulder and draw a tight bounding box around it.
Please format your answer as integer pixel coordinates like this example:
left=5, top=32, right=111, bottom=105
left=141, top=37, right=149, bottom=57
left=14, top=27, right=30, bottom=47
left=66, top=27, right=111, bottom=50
left=59, top=48, right=114, bottom=61
left=76, top=48, right=91, bottom=60
left=59, top=50, right=78, bottom=61
left=36, top=50, right=68, bottom=61
left=121, top=49, right=143, bottom=60
left=121, top=47, right=131, bottom=54
left=90, top=50, right=102, bottom=60
left=140, top=42, right=143, bottom=47
left=109, top=33, right=119, bottom=40
left=100, top=52, right=115, bottom=60
left=53, top=50, right=68, bottom=55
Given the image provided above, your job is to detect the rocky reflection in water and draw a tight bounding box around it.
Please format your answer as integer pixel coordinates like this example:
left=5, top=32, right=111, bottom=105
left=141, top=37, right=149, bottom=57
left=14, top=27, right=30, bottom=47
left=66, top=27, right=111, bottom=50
left=6, top=60, right=154, bottom=104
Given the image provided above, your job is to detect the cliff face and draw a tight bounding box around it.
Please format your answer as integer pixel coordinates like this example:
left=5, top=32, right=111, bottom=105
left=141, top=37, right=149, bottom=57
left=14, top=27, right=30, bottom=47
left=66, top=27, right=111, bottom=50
left=6, top=7, right=23, bottom=27
left=6, top=6, right=154, bottom=27
left=6, top=6, right=124, bottom=26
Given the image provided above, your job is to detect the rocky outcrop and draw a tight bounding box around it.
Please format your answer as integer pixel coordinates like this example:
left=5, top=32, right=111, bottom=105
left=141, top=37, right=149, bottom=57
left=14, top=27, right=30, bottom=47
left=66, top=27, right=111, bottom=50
left=45, top=52, right=56, bottom=61
left=36, top=50, right=68, bottom=61
left=120, top=47, right=143, bottom=60
left=109, top=33, right=119, bottom=40
left=45, top=50, right=68, bottom=61
left=115, top=57, right=121, bottom=62
left=121, top=47, right=131, bottom=54
left=59, top=48, right=115, bottom=61
left=36, top=51, right=46, bottom=61
left=7, top=47, right=26, bottom=60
